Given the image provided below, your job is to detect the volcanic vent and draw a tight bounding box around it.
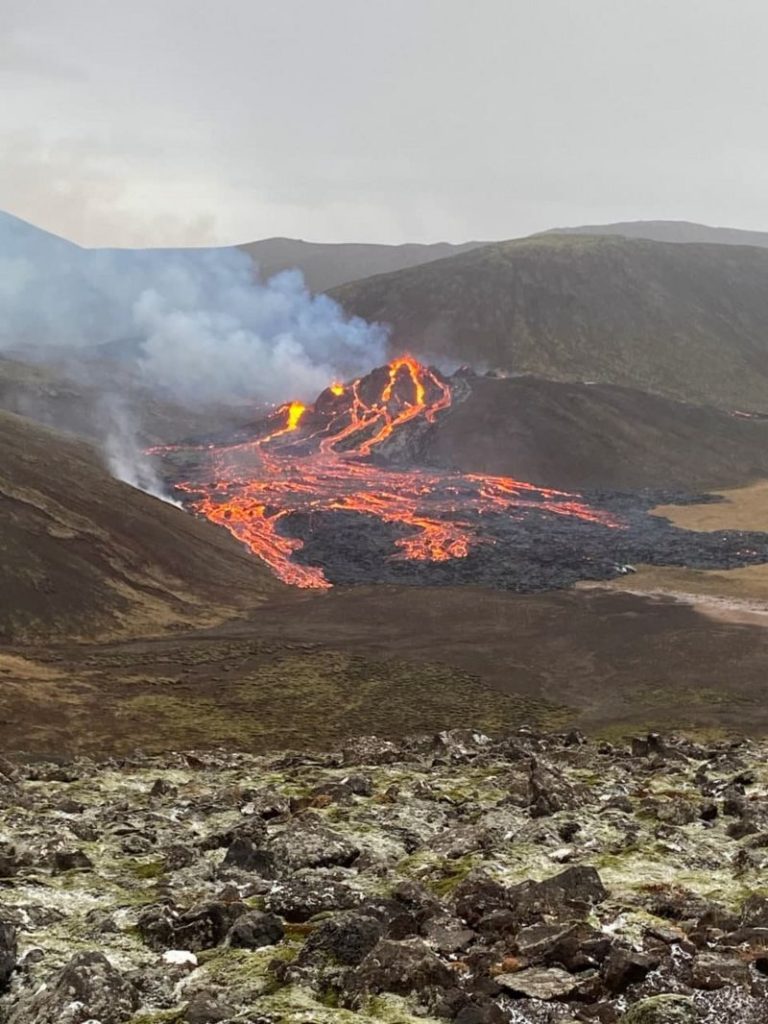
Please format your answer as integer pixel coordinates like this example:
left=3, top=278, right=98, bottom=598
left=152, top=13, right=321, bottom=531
left=153, top=358, right=618, bottom=588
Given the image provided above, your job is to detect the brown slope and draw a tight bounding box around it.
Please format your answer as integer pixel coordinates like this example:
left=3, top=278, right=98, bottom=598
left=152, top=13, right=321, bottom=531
left=239, top=237, right=485, bottom=292
left=331, top=234, right=768, bottom=413
left=394, top=374, right=768, bottom=492
left=0, top=410, right=283, bottom=643
left=0, top=355, right=249, bottom=445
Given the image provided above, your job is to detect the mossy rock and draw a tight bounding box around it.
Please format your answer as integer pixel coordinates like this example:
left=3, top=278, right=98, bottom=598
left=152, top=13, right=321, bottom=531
left=621, top=995, right=697, bottom=1024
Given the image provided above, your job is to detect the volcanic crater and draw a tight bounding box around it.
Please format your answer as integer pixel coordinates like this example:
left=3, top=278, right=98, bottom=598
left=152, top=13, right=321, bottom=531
left=152, top=358, right=768, bottom=592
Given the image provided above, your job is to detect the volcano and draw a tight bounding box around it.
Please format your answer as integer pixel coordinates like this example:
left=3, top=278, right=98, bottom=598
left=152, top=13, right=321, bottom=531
left=152, top=358, right=768, bottom=592
left=154, top=358, right=621, bottom=589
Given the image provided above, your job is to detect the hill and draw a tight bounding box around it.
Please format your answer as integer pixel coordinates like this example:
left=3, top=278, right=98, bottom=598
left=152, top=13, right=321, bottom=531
left=238, top=236, right=485, bottom=291
left=0, top=410, right=282, bottom=642
left=0, top=354, right=251, bottom=445
left=331, top=234, right=768, bottom=412
left=398, top=372, right=768, bottom=492
left=551, top=218, right=768, bottom=248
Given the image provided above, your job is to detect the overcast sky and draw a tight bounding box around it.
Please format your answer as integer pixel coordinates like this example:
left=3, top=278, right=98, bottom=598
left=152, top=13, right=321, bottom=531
left=2, top=0, right=767, bottom=247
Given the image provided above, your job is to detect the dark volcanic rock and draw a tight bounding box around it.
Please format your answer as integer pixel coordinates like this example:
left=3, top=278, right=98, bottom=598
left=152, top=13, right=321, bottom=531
left=269, top=816, right=360, bottom=871
left=347, top=938, right=454, bottom=997
left=282, top=490, right=768, bottom=592
left=691, top=951, right=751, bottom=990
left=138, top=899, right=248, bottom=952
left=227, top=910, right=284, bottom=949
left=0, top=921, right=16, bottom=991
left=222, top=836, right=276, bottom=876
left=299, top=911, right=383, bottom=965
left=264, top=873, right=364, bottom=922
left=9, top=951, right=139, bottom=1024
left=1, top=731, right=766, bottom=1024
left=496, top=965, right=582, bottom=999
left=50, top=848, right=93, bottom=874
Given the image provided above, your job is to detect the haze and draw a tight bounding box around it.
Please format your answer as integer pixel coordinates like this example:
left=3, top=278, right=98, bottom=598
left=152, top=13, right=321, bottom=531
left=3, top=0, right=768, bottom=247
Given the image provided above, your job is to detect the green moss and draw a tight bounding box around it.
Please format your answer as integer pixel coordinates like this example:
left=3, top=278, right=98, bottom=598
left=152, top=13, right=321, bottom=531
left=428, top=855, right=477, bottom=896
left=128, top=1010, right=185, bottom=1024
left=129, top=860, right=166, bottom=880
left=108, top=651, right=574, bottom=755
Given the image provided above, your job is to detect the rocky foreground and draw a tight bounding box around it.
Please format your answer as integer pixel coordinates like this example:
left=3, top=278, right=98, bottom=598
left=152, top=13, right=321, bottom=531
left=0, top=730, right=767, bottom=1024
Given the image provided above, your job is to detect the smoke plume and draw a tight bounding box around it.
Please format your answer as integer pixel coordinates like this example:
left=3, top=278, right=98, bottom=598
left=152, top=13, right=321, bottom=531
left=0, top=211, right=387, bottom=405
left=100, top=399, right=180, bottom=505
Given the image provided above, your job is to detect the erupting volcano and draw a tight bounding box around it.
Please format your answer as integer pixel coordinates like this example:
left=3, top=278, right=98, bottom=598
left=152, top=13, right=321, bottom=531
left=155, top=357, right=620, bottom=589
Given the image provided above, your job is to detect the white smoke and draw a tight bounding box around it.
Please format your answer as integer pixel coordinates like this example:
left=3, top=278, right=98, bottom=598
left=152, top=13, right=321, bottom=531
left=100, top=399, right=180, bottom=506
left=0, top=210, right=387, bottom=502
left=0, top=211, right=387, bottom=405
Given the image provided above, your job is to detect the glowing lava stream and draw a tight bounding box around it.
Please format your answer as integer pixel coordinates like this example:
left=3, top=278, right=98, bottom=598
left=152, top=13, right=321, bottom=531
left=163, top=356, right=619, bottom=589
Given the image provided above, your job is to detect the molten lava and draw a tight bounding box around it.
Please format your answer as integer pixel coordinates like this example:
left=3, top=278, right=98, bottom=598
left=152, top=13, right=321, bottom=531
left=161, top=357, right=618, bottom=589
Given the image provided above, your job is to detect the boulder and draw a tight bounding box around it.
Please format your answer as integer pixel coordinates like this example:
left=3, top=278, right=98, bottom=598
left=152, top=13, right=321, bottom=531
left=50, top=849, right=93, bottom=874
left=741, top=894, right=768, bottom=928
left=265, top=874, right=363, bottom=922
left=454, top=874, right=511, bottom=927
left=620, top=995, right=697, bottom=1023
left=691, top=950, right=751, bottom=990
left=222, top=837, right=276, bottom=876
left=528, top=758, right=584, bottom=817
left=515, top=920, right=610, bottom=970
left=9, top=951, right=139, bottom=1024
left=183, top=990, right=236, bottom=1023
left=227, top=910, right=284, bottom=949
left=349, top=938, right=454, bottom=997
left=201, top=816, right=267, bottom=852
left=299, top=911, right=383, bottom=965
left=269, top=817, right=360, bottom=871
left=496, top=966, right=580, bottom=999
left=510, top=866, right=608, bottom=925
left=0, top=921, right=16, bottom=991
left=602, top=947, right=659, bottom=993
left=138, top=900, right=247, bottom=952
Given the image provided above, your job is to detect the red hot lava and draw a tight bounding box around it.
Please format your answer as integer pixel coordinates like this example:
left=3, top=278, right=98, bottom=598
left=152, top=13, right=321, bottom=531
left=163, top=356, right=618, bottom=589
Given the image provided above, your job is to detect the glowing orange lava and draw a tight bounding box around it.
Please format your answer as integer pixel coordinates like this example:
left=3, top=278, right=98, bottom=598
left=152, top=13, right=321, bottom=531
left=159, top=357, right=618, bottom=589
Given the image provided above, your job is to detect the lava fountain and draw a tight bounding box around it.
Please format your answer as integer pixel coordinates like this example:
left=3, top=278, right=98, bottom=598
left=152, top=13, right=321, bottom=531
left=157, top=357, right=619, bottom=588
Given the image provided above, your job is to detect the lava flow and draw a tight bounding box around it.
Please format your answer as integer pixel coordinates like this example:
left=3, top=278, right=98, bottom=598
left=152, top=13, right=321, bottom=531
left=160, top=356, right=618, bottom=589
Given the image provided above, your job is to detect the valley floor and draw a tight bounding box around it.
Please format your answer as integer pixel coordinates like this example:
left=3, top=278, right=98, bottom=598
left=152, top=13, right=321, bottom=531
left=3, top=582, right=768, bottom=758
left=583, top=481, right=768, bottom=625
left=4, top=481, right=768, bottom=759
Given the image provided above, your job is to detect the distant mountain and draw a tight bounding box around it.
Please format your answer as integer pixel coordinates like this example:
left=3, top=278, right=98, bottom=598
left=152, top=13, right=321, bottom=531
left=0, top=209, right=81, bottom=252
left=405, top=372, right=768, bottom=492
left=0, top=410, right=282, bottom=642
left=550, top=219, right=768, bottom=248
left=331, top=234, right=768, bottom=413
left=238, top=237, right=485, bottom=292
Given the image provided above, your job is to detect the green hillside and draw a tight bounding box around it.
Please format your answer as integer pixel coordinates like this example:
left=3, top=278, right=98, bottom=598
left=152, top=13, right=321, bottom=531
left=332, top=234, right=768, bottom=412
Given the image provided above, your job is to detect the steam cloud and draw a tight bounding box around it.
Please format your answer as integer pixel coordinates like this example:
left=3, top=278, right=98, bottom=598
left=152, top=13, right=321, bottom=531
left=0, top=212, right=387, bottom=405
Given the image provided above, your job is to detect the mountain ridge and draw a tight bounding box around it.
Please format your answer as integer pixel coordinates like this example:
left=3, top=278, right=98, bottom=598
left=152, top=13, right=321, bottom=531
left=331, top=233, right=768, bottom=412
left=549, top=218, right=768, bottom=248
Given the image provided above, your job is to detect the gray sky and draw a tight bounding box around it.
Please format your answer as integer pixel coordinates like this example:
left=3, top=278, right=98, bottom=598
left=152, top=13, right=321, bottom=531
left=2, top=0, right=767, bottom=247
